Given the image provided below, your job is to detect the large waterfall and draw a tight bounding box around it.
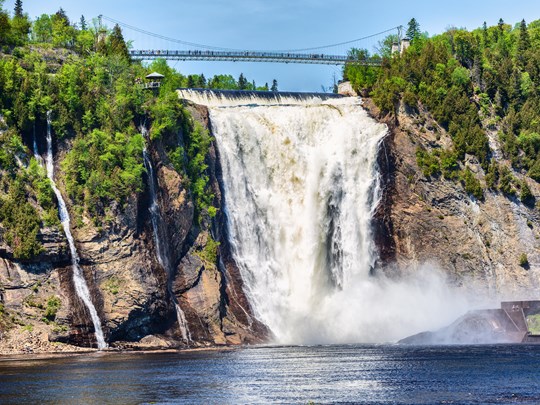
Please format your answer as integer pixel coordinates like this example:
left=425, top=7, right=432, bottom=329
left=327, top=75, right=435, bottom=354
left=180, top=90, right=470, bottom=344
left=44, top=113, right=107, bottom=349
left=141, top=127, right=191, bottom=342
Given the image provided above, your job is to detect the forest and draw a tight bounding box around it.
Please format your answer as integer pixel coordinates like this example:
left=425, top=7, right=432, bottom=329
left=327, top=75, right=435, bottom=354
left=345, top=18, right=540, bottom=202
left=0, top=2, right=276, bottom=259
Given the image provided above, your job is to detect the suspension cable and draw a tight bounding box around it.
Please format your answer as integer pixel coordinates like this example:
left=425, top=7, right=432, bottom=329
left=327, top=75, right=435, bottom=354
left=101, top=15, right=400, bottom=54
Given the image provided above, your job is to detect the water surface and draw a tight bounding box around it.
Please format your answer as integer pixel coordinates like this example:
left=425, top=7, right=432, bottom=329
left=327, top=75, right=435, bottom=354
left=1, top=345, right=539, bottom=404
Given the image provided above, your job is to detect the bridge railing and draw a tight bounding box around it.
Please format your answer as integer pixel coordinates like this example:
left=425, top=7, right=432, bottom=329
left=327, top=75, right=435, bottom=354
left=129, top=50, right=382, bottom=66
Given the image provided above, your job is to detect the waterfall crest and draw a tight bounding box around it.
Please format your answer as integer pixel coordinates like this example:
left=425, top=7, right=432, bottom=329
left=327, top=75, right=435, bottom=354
left=45, top=112, right=107, bottom=349
left=141, top=127, right=191, bottom=342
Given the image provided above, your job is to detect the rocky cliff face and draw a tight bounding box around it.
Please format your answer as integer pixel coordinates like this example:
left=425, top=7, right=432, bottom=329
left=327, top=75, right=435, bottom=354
left=369, top=98, right=540, bottom=295
left=0, top=104, right=267, bottom=354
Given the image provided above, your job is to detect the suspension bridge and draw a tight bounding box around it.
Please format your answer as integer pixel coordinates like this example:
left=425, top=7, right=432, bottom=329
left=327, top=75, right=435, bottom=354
left=101, top=16, right=402, bottom=66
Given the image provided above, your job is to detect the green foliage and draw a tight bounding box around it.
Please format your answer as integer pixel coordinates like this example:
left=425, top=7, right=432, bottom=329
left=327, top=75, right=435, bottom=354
left=406, top=18, right=421, bottom=41
left=519, top=253, right=529, bottom=267
left=460, top=168, right=484, bottom=200
left=416, top=147, right=440, bottom=177
left=344, top=48, right=381, bottom=92
left=108, top=24, right=130, bottom=60
left=197, top=235, right=220, bottom=264
left=44, top=296, right=61, bottom=321
left=519, top=180, right=534, bottom=205
left=498, top=166, right=517, bottom=196
left=485, top=162, right=500, bottom=189
left=365, top=18, right=540, bottom=206
left=184, top=121, right=215, bottom=220
left=61, top=129, right=145, bottom=219
left=104, top=277, right=120, bottom=295
left=0, top=175, right=43, bottom=260
left=527, top=314, right=540, bottom=334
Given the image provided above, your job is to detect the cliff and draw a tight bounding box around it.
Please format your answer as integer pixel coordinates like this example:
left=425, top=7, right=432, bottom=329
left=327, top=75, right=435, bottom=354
left=369, top=98, right=540, bottom=294
left=0, top=104, right=267, bottom=354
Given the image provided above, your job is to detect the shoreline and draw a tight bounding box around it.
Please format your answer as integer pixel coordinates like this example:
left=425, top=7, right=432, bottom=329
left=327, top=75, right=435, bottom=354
left=0, top=345, right=239, bottom=362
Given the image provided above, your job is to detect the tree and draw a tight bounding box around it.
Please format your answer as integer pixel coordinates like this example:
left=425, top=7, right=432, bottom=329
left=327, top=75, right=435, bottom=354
left=517, top=19, right=530, bottom=67
left=55, top=8, right=69, bottom=25
left=0, top=8, right=11, bottom=45
left=482, top=21, right=488, bottom=46
left=11, top=13, right=30, bottom=45
left=32, top=14, right=53, bottom=43
left=14, top=0, right=22, bottom=18
left=79, top=15, right=87, bottom=30
left=271, top=79, right=278, bottom=92
left=406, top=18, right=421, bottom=41
left=238, top=73, right=248, bottom=90
left=498, top=18, right=505, bottom=31
left=344, top=48, right=380, bottom=91
left=376, top=34, right=399, bottom=58
left=109, top=24, right=129, bottom=59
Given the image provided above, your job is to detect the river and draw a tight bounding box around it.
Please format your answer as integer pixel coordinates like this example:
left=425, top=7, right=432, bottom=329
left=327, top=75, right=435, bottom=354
left=1, top=344, right=539, bottom=404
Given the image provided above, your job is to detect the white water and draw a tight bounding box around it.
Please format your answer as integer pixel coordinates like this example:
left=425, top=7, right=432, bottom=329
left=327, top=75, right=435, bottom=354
left=188, top=92, right=471, bottom=344
left=45, top=112, right=107, bottom=349
left=32, top=124, right=41, bottom=162
left=141, top=127, right=191, bottom=342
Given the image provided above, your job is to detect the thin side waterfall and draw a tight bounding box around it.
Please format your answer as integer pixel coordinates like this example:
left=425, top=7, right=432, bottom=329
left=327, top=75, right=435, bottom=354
left=141, top=127, right=191, bottom=342
left=45, top=112, right=107, bottom=349
left=33, top=123, right=41, bottom=162
left=181, top=90, right=468, bottom=344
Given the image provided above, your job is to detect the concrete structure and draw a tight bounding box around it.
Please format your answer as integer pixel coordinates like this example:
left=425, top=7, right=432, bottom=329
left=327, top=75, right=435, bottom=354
left=400, top=300, right=540, bottom=344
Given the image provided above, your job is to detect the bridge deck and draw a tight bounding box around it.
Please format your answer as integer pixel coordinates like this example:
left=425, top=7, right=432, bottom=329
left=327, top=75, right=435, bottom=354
left=129, top=50, right=381, bottom=66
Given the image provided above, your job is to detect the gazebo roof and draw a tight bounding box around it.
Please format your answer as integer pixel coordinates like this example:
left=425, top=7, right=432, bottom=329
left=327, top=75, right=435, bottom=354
left=146, top=72, right=165, bottom=80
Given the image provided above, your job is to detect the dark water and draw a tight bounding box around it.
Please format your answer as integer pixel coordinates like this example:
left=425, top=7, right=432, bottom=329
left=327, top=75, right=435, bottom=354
left=0, top=344, right=539, bottom=404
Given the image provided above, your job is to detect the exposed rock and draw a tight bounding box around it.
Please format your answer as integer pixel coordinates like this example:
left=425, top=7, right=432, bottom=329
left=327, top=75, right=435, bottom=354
left=368, top=98, right=540, bottom=293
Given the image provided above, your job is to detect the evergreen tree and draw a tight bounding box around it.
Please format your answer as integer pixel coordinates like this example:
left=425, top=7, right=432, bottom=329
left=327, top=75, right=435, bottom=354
left=238, top=73, right=248, bottom=90
left=200, top=73, right=206, bottom=88
left=14, top=0, right=22, bottom=18
left=55, top=8, right=69, bottom=25
left=406, top=18, right=421, bottom=41
left=271, top=79, right=278, bottom=92
left=79, top=15, right=87, bottom=30
left=518, top=19, right=530, bottom=53
left=516, top=19, right=530, bottom=69
left=109, top=23, right=129, bottom=59
left=482, top=21, right=488, bottom=47
left=498, top=18, right=505, bottom=31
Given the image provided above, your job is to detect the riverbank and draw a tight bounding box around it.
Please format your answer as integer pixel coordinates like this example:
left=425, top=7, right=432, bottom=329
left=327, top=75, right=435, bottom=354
left=0, top=342, right=237, bottom=361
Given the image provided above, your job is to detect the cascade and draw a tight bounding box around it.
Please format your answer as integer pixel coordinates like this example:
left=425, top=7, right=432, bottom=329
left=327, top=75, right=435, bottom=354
left=181, top=90, right=468, bottom=344
left=141, top=127, right=191, bottom=342
left=45, top=112, right=107, bottom=349
left=33, top=123, right=40, bottom=161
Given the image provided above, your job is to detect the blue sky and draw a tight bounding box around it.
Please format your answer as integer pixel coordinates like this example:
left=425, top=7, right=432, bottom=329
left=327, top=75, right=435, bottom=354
left=3, top=0, right=540, bottom=91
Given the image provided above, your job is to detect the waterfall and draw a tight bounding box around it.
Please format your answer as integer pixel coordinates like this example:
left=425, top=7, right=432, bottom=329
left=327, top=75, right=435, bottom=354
left=33, top=123, right=40, bottom=161
left=181, top=92, right=385, bottom=343
left=141, top=127, right=191, bottom=342
left=45, top=112, right=107, bottom=350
